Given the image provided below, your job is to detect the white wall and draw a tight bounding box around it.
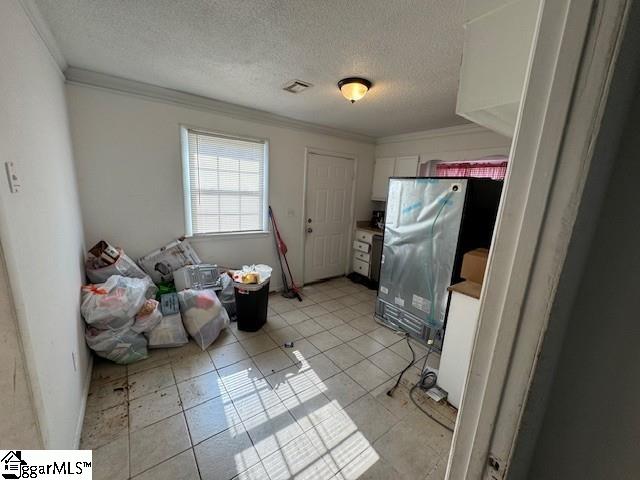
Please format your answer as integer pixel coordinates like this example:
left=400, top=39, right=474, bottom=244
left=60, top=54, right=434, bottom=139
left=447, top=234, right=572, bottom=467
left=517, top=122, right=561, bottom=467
left=0, top=0, right=89, bottom=449
left=66, top=84, right=376, bottom=290
left=375, top=124, right=511, bottom=163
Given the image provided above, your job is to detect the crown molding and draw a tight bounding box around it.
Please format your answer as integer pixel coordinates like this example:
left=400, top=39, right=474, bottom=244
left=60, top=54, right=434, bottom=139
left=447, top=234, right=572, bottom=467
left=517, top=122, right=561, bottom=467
left=18, top=0, right=67, bottom=72
left=65, top=68, right=376, bottom=144
left=376, top=123, right=510, bottom=145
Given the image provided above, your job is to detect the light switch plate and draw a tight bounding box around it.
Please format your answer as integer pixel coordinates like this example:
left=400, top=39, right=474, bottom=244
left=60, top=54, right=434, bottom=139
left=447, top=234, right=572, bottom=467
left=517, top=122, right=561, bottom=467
left=5, top=161, right=20, bottom=193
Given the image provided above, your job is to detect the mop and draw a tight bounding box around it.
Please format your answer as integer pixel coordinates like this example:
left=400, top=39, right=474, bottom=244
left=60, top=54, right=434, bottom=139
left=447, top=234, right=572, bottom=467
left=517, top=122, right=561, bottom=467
left=269, top=206, right=303, bottom=301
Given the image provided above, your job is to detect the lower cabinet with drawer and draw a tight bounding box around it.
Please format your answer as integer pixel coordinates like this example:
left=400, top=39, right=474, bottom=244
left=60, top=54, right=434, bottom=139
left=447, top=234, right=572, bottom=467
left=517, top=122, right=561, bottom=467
left=351, top=228, right=382, bottom=281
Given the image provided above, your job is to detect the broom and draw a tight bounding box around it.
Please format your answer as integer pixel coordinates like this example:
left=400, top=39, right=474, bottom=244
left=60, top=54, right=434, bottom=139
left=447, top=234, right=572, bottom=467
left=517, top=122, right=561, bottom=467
left=269, top=207, right=302, bottom=301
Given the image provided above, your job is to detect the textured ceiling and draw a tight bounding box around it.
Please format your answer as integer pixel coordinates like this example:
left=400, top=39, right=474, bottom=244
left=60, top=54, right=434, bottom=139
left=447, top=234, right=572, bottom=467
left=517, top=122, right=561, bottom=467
left=35, top=0, right=467, bottom=138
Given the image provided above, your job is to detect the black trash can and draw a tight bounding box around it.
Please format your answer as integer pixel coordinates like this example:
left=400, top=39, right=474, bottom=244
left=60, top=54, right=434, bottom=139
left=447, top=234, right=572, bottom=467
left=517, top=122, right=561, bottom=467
left=234, top=279, right=270, bottom=331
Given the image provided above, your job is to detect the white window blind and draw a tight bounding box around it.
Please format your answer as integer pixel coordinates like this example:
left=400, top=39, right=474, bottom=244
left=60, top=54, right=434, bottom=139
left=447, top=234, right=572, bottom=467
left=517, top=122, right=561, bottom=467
left=183, top=128, right=268, bottom=235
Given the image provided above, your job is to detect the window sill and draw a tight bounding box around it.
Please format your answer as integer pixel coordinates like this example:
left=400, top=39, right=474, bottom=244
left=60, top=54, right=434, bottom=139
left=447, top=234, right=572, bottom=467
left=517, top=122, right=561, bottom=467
left=186, top=231, right=271, bottom=241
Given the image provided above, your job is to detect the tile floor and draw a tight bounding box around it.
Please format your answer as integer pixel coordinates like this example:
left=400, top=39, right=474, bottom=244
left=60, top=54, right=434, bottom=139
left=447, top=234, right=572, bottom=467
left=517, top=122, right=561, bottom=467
left=83, top=276, right=457, bottom=480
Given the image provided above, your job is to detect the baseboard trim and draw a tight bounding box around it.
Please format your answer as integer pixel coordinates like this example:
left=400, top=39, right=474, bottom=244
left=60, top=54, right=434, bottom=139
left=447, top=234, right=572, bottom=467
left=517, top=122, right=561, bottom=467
left=73, top=353, right=93, bottom=449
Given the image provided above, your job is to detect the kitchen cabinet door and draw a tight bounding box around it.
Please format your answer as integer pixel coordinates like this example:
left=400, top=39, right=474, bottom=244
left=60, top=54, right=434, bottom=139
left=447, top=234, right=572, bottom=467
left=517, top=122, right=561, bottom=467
left=394, top=156, right=420, bottom=177
left=371, top=157, right=395, bottom=201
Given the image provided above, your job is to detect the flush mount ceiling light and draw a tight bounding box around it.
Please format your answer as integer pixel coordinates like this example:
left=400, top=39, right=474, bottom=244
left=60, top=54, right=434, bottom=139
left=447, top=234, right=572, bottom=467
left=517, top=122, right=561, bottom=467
left=338, top=77, right=372, bottom=103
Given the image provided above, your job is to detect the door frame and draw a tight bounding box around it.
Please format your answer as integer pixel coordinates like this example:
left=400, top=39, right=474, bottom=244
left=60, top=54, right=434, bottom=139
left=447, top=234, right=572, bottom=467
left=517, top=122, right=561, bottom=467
left=447, top=0, right=632, bottom=478
left=301, top=147, right=358, bottom=285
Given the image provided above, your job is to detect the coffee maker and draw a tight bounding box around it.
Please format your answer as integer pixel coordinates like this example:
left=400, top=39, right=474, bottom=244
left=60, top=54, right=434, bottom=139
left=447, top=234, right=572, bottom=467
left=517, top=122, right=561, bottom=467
left=371, top=210, right=385, bottom=230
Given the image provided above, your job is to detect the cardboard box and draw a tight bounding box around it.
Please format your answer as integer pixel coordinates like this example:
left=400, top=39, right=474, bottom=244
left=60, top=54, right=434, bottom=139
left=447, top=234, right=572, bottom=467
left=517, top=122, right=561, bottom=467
left=461, top=248, right=489, bottom=285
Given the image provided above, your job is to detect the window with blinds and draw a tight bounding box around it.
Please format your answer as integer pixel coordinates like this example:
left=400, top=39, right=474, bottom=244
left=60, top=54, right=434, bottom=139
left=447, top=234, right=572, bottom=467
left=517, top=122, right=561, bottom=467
left=182, top=128, right=268, bottom=235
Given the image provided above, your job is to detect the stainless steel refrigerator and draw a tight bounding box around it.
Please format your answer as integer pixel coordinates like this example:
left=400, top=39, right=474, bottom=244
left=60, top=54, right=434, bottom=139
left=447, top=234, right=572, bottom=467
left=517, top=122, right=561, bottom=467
left=375, top=177, right=502, bottom=347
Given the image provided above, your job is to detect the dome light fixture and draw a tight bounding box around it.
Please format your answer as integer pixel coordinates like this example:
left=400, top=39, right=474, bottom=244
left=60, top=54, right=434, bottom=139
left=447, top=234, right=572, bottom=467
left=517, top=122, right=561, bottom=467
left=338, top=77, right=372, bottom=103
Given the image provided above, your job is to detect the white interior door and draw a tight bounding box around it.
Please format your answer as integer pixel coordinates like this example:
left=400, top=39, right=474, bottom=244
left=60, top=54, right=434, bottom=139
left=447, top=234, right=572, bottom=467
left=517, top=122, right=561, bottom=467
left=304, top=153, right=354, bottom=283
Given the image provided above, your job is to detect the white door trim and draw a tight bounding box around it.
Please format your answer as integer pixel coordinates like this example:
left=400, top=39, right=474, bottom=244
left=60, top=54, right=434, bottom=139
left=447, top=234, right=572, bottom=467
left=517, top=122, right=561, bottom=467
left=447, top=0, right=631, bottom=478
left=301, top=147, right=357, bottom=285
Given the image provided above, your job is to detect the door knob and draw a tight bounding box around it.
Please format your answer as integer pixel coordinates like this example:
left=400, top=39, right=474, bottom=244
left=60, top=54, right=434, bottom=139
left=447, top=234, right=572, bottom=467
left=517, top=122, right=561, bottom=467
left=306, top=227, right=313, bottom=233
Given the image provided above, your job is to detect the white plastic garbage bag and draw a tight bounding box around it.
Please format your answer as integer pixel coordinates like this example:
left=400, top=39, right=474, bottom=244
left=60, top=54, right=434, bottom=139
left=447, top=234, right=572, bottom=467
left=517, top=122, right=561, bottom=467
left=178, top=288, right=229, bottom=350
left=85, top=325, right=148, bottom=364
left=81, top=275, right=151, bottom=330
left=132, top=299, right=163, bottom=333
left=146, top=313, right=189, bottom=348
left=86, top=248, right=151, bottom=285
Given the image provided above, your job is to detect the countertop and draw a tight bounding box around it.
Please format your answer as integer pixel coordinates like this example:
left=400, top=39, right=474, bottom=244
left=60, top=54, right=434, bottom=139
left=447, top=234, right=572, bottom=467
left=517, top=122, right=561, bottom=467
left=448, top=280, right=482, bottom=299
left=355, top=221, right=383, bottom=236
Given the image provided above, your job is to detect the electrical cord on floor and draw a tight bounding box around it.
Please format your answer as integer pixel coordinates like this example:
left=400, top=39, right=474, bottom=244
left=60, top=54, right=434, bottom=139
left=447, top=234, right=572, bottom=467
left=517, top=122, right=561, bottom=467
left=387, top=335, right=455, bottom=433
left=386, top=334, right=415, bottom=397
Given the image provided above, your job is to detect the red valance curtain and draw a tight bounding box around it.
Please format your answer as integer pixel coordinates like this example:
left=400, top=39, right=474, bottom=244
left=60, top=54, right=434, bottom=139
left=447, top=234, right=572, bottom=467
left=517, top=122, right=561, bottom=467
left=435, top=161, right=508, bottom=180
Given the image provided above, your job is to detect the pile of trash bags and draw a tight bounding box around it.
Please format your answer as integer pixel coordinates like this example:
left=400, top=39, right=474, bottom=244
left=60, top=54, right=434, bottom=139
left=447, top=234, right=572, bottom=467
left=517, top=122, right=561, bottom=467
left=80, top=238, right=236, bottom=364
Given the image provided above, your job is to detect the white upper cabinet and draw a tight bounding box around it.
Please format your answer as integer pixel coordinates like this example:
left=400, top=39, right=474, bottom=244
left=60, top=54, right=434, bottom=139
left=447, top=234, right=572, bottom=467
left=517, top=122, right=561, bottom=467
left=456, top=0, right=541, bottom=137
left=371, top=155, right=419, bottom=201
left=394, top=156, right=420, bottom=177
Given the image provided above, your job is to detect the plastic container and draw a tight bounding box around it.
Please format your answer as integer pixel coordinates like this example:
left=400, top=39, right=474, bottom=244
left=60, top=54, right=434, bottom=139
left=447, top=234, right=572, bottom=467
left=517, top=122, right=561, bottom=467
left=234, top=279, right=270, bottom=332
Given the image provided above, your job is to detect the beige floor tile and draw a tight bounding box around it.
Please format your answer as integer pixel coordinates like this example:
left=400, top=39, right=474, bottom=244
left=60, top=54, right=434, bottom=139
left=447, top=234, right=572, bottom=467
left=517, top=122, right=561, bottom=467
left=132, top=449, right=200, bottom=480
left=294, top=319, right=324, bottom=337
left=299, top=353, right=341, bottom=384
left=167, top=341, right=204, bottom=360
left=389, top=338, right=428, bottom=362
left=337, top=447, right=409, bottom=480
left=329, top=323, right=363, bottom=342
left=130, top=413, right=191, bottom=476
left=282, top=339, right=321, bottom=363
left=300, top=304, right=329, bottom=318
left=240, top=334, right=278, bottom=356
left=209, top=342, right=249, bottom=369
left=129, top=384, right=182, bottom=431
left=333, top=307, right=361, bottom=322
left=80, top=402, right=128, bottom=450
left=324, top=343, right=365, bottom=370
left=171, top=351, right=215, bottom=382
left=128, top=363, right=175, bottom=400
left=306, top=331, right=342, bottom=352
left=266, top=325, right=304, bottom=346
left=351, top=301, right=375, bottom=315
left=368, top=348, right=411, bottom=376
left=252, top=348, right=294, bottom=376
left=348, top=315, right=379, bottom=334
left=217, top=359, right=264, bottom=394
left=229, top=322, right=265, bottom=340
left=91, top=360, right=127, bottom=385
left=227, top=378, right=282, bottom=421
left=335, top=295, right=361, bottom=307
left=261, top=429, right=333, bottom=480
left=265, top=365, right=316, bottom=401
left=324, top=289, right=347, bottom=300
left=210, top=327, right=238, bottom=347
left=314, top=313, right=345, bottom=330
left=282, top=385, right=338, bottom=431
left=92, top=434, right=129, bottom=480
left=127, top=348, right=171, bottom=375
left=348, top=335, right=385, bottom=357
left=270, top=301, right=297, bottom=314
left=279, top=309, right=310, bottom=325
left=185, top=394, right=241, bottom=445
left=345, top=359, right=389, bottom=392
left=231, top=461, right=270, bottom=480
left=194, top=424, right=261, bottom=480
left=243, top=402, right=304, bottom=459
left=177, top=370, right=225, bottom=410
left=306, top=422, right=370, bottom=473
left=317, top=299, right=344, bottom=312
left=86, top=377, right=128, bottom=413
left=373, top=417, right=441, bottom=479
left=367, top=326, right=405, bottom=347
left=318, top=372, right=367, bottom=408
left=263, top=314, right=289, bottom=331
left=344, top=394, right=398, bottom=442
left=425, top=455, right=449, bottom=480
left=370, top=380, right=420, bottom=421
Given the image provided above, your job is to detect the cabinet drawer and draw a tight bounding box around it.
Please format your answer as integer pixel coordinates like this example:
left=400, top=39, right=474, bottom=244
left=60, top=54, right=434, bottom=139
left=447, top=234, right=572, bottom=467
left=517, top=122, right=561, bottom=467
left=355, top=229, right=374, bottom=244
left=352, top=258, right=370, bottom=276
left=353, top=251, right=370, bottom=262
left=353, top=240, right=371, bottom=253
